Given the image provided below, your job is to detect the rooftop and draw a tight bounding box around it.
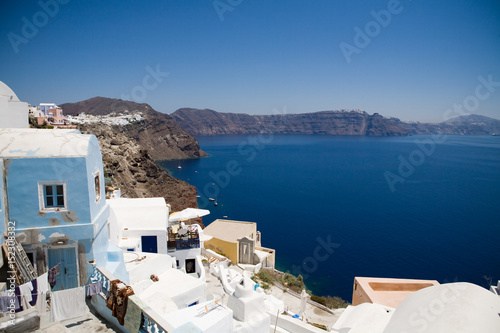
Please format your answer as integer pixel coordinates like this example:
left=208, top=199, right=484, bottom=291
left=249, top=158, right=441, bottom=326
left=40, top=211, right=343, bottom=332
left=384, top=283, right=500, bottom=333
left=0, top=128, right=95, bottom=158
left=203, top=219, right=257, bottom=243
left=353, top=277, right=440, bottom=308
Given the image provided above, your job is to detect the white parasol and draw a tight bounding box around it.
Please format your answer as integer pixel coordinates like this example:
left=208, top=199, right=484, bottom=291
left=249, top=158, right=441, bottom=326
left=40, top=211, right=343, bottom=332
left=169, top=208, right=210, bottom=223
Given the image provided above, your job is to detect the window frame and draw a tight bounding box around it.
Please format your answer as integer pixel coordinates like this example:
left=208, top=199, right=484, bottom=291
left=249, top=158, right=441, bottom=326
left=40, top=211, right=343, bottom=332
left=38, top=181, right=68, bottom=212
left=93, top=171, right=101, bottom=203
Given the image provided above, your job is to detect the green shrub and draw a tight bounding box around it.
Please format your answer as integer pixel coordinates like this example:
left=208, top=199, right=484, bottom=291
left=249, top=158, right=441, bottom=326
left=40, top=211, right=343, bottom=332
left=261, top=283, right=270, bottom=290
left=310, top=295, right=327, bottom=306
left=324, top=296, right=350, bottom=309
left=281, top=273, right=305, bottom=293
left=311, top=295, right=350, bottom=309
left=256, top=269, right=275, bottom=284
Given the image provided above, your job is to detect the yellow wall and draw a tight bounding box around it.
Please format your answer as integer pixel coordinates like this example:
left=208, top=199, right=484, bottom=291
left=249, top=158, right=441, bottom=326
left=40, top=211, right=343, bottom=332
left=204, top=238, right=238, bottom=264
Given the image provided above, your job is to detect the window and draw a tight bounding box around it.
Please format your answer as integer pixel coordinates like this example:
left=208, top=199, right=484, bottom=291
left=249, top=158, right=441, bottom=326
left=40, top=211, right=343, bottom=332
left=39, top=182, right=67, bottom=211
left=45, top=185, right=64, bottom=207
left=94, top=173, right=101, bottom=202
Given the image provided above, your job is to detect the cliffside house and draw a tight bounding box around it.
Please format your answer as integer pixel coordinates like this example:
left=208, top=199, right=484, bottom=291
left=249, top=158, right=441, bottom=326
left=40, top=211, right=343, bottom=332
left=0, top=128, right=129, bottom=290
left=28, top=104, right=46, bottom=126
left=108, top=197, right=206, bottom=280
left=39, top=103, right=57, bottom=116
left=108, top=197, right=169, bottom=255
left=46, top=105, right=65, bottom=125
left=203, top=219, right=275, bottom=272
left=35, top=103, right=68, bottom=126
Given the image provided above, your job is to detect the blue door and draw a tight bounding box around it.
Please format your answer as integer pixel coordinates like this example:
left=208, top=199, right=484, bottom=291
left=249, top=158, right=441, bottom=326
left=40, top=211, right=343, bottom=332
left=48, top=247, right=78, bottom=290
left=141, top=236, right=158, bottom=253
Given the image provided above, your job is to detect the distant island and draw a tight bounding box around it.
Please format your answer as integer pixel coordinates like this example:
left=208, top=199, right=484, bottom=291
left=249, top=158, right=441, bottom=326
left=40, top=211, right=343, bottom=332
left=171, top=108, right=500, bottom=136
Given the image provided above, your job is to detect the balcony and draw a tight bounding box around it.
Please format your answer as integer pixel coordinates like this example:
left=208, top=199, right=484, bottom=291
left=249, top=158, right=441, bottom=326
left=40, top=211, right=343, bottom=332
left=168, top=225, right=200, bottom=251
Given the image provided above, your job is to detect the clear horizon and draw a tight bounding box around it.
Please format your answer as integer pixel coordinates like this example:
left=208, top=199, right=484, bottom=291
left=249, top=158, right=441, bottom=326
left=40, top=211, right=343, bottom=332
left=1, top=0, right=499, bottom=123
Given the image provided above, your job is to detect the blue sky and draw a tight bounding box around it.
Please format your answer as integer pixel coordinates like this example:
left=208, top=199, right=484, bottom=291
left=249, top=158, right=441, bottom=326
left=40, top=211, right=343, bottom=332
left=0, top=0, right=499, bottom=122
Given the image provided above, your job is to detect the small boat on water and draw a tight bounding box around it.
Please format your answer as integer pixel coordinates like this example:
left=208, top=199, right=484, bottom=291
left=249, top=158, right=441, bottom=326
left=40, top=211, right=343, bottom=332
left=208, top=198, right=215, bottom=201
left=196, top=195, right=201, bottom=198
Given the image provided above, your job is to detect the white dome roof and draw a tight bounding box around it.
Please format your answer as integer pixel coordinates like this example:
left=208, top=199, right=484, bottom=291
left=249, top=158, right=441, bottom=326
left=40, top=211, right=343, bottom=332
left=384, top=282, right=500, bottom=333
left=0, top=81, right=20, bottom=102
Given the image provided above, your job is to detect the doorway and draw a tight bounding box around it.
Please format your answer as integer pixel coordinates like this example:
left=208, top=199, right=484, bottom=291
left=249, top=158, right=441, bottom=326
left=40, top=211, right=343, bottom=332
left=48, top=246, right=79, bottom=291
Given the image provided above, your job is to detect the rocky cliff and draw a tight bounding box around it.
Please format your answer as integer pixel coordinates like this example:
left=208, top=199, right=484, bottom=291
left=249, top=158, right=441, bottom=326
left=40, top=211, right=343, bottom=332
left=172, top=108, right=500, bottom=136
left=61, top=97, right=208, bottom=160
left=172, top=108, right=409, bottom=136
left=78, top=123, right=201, bottom=223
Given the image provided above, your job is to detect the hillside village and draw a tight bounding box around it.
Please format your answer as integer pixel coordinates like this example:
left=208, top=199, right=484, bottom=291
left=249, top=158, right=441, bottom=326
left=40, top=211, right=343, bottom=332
left=28, top=102, right=145, bottom=128
left=1, top=81, right=500, bottom=333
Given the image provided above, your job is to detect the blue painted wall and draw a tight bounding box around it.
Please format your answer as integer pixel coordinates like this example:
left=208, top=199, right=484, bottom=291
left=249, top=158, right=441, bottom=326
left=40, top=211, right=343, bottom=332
left=6, top=135, right=107, bottom=233
left=6, top=156, right=91, bottom=230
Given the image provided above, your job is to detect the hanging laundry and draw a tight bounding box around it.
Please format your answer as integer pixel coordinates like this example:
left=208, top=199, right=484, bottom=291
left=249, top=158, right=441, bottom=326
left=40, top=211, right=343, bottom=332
left=48, top=264, right=59, bottom=289
left=37, top=273, right=49, bottom=294
left=19, top=281, right=33, bottom=304
left=106, top=280, right=120, bottom=311
left=106, top=280, right=135, bottom=325
left=0, top=296, right=19, bottom=313
left=36, top=272, right=49, bottom=314
left=29, top=279, right=38, bottom=307
left=86, top=281, right=102, bottom=297
left=13, top=287, right=23, bottom=312
left=50, top=286, right=86, bottom=322
left=18, top=281, right=33, bottom=310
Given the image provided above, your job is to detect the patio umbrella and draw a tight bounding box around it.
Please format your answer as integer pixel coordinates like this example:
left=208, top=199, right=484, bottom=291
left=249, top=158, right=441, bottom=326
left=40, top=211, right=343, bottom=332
left=169, top=208, right=210, bottom=223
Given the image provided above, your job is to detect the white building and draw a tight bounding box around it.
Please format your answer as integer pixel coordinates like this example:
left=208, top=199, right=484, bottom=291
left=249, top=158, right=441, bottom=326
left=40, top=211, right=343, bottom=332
left=332, top=282, right=500, bottom=333
left=108, top=197, right=169, bottom=254
left=0, top=81, right=28, bottom=128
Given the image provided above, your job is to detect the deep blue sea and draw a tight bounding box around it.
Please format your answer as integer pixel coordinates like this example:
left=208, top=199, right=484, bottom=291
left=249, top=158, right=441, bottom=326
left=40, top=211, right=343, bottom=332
left=159, top=135, right=500, bottom=301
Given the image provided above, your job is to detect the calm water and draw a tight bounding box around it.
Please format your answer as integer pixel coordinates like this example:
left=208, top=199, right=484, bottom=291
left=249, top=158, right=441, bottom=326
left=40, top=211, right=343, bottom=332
left=159, top=135, right=500, bottom=301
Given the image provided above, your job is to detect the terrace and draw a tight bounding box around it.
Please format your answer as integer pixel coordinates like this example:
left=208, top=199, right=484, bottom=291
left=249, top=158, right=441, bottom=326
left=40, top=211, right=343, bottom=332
left=168, top=225, right=200, bottom=252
